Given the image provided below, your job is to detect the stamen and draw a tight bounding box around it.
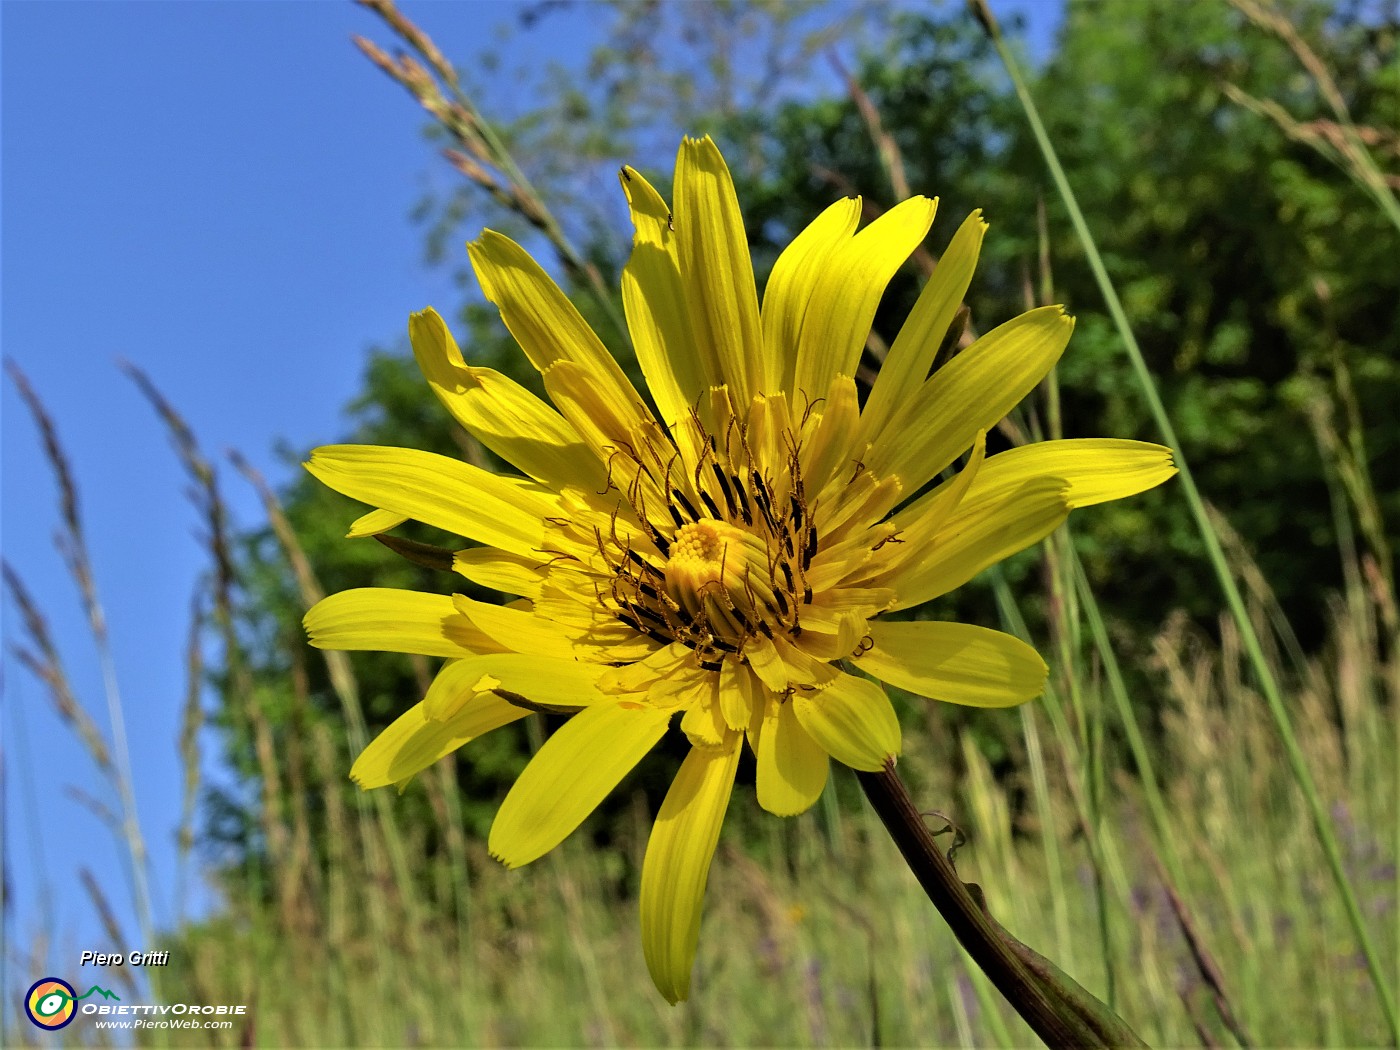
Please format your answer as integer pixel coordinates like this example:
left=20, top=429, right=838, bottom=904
left=699, top=489, right=722, bottom=520
left=585, top=402, right=832, bottom=669
left=751, top=471, right=779, bottom=533
left=733, top=475, right=754, bottom=525
left=671, top=487, right=701, bottom=523
left=711, top=463, right=739, bottom=519
left=779, top=561, right=796, bottom=595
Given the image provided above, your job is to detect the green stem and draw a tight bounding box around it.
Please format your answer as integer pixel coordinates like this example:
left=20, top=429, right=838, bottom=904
left=856, top=762, right=1148, bottom=1048
left=971, top=1, right=1399, bottom=1038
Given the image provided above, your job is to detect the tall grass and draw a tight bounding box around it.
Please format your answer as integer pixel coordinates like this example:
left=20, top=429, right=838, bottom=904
left=972, top=0, right=1400, bottom=1037
left=17, top=574, right=1393, bottom=1047
left=6, top=340, right=1397, bottom=1047
left=5, top=4, right=1397, bottom=1045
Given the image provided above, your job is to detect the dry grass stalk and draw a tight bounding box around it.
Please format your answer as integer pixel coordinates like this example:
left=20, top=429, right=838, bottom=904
left=1148, top=846, right=1253, bottom=1048
left=79, top=868, right=140, bottom=998
left=352, top=0, right=621, bottom=335
left=120, top=361, right=292, bottom=904
left=3, top=561, right=113, bottom=775
left=5, top=359, right=156, bottom=955
left=1224, top=0, right=1400, bottom=223
left=175, top=588, right=205, bottom=922
left=62, top=785, right=120, bottom=832
left=828, top=49, right=911, bottom=201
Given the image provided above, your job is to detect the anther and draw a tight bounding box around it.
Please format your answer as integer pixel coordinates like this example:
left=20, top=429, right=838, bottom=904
left=671, top=488, right=700, bottom=523
left=779, top=561, right=796, bottom=594
left=733, top=476, right=754, bottom=525
left=751, top=471, right=779, bottom=532
left=712, top=464, right=739, bottom=519
left=699, top=489, right=722, bottom=520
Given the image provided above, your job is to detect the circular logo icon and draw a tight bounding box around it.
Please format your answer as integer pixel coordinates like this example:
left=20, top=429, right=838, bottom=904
left=25, top=977, right=78, bottom=1030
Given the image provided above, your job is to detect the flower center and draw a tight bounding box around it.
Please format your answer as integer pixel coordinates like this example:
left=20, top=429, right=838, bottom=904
left=664, top=517, right=768, bottom=635
left=664, top=520, right=742, bottom=609
left=588, top=396, right=826, bottom=669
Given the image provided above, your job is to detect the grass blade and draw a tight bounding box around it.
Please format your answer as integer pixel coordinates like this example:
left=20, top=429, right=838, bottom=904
left=969, top=3, right=1399, bottom=1035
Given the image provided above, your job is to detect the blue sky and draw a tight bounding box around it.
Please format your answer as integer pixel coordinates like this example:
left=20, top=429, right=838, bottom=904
left=2, top=0, right=515, bottom=995
left=2, top=0, right=1062, bottom=1008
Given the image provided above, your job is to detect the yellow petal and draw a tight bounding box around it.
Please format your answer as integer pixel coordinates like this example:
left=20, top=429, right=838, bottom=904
left=673, top=136, right=764, bottom=401
left=542, top=358, right=672, bottom=520
left=718, top=658, right=761, bottom=731
left=680, top=692, right=728, bottom=749
left=755, top=698, right=829, bottom=816
left=489, top=702, right=670, bottom=867
left=792, top=195, right=937, bottom=404
left=350, top=690, right=527, bottom=790
left=867, top=306, right=1074, bottom=491
left=764, top=197, right=862, bottom=393
left=450, top=593, right=582, bottom=660
left=409, top=308, right=605, bottom=492
left=858, top=621, right=1048, bottom=707
left=883, top=477, right=1071, bottom=611
left=862, top=209, right=987, bottom=443
left=791, top=672, right=900, bottom=772
left=653, top=669, right=713, bottom=712
left=467, top=231, right=648, bottom=430
left=619, top=165, right=717, bottom=430
left=452, top=548, right=546, bottom=600
left=305, top=445, right=550, bottom=558
left=641, top=734, right=741, bottom=1003
left=743, top=634, right=790, bottom=692
left=798, top=374, right=862, bottom=495
left=596, top=640, right=694, bottom=695
left=772, top=634, right=841, bottom=688
left=902, top=430, right=987, bottom=541
left=910, top=438, right=1178, bottom=520
left=873, top=432, right=986, bottom=586
left=423, top=652, right=609, bottom=720
left=792, top=608, right=866, bottom=662
left=305, top=588, right=487, bottom=658
left=346, top=508, right=407, bottom=538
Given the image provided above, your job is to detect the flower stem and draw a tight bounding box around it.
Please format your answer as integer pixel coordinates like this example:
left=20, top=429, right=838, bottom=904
left=856, top=761, right=1148, bottom=1048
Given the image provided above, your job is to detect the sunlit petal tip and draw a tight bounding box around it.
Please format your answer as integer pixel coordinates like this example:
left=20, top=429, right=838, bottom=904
left=349, top=690, right=527, bottom=791
left=303, top=588, right=469, bottom=658
left=345, top=508, right=407, bottom=539
left=488, top=703, right=670, bottom=869
left=792, top=674, right=901, bottom=772
left=485, top=845, right=522, bottom=870
left=641, top=739, right=740, bottom=1004
left=859, top=622, right=1049, bottom=708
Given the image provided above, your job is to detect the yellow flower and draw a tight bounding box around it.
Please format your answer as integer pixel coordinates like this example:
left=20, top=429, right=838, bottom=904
left=304, top=136, right=1175, bottom=1003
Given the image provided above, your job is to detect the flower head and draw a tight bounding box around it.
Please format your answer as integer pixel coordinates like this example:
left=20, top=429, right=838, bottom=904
left=304, top=136, right=1175, bottom=1002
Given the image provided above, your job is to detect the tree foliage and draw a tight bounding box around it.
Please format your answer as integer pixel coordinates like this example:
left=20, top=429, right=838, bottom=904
left=210, top=0, right=1399, bottom=876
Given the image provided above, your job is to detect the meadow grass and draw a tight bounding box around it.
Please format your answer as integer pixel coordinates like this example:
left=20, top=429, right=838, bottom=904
left=7, top=5, right=1398, bottom=1043
left=7, top=461, right=1396, bottom=1046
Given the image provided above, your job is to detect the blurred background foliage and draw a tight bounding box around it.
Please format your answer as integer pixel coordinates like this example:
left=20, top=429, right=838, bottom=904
left=13, top=0, right=1386, bottom=1044
left=218, top=0, right=1398, bottom=858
